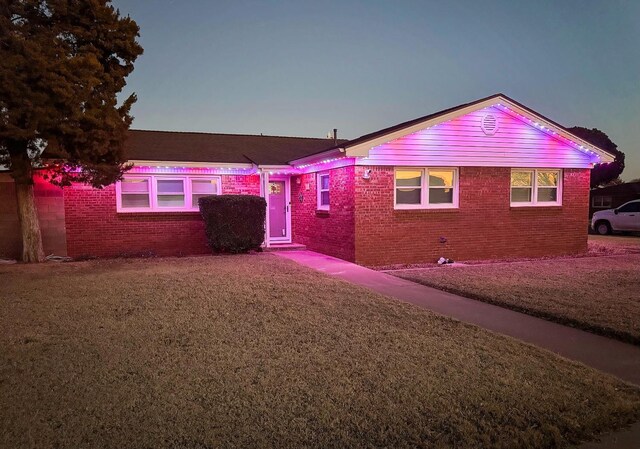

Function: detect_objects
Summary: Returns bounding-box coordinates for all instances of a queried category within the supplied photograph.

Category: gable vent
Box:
[481,114,498,135]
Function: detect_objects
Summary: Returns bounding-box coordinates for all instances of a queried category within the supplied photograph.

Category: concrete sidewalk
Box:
[277,250,640,386]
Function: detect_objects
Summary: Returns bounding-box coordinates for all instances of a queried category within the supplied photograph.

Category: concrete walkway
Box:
[277,250,640,385]
[278,250,640,448]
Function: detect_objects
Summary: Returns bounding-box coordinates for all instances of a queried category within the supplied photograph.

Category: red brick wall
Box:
[354,166,590,266]
[64,174,260,258]
[291,166,356,261]
[60,165,591,263]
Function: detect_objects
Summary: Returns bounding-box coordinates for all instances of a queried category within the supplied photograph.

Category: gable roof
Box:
[291,93,616,165]
[38,94,615,169]
[124,130,346,165]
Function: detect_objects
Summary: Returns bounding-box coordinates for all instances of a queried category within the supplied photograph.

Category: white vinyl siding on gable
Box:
[395,168,458,209]
[363,107,593,169]
[116,175,221,212]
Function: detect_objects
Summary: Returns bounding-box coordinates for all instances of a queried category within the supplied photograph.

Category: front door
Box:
[268,180,290,242]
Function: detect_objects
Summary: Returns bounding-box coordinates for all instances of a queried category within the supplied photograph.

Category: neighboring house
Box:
[589,182,640,217]
[0,94,615,265]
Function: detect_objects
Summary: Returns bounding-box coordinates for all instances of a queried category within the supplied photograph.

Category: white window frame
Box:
[116,174,221,213]
[510,169,562,207]
[189,177,222,211]
[592,195,612,208]
[117,176,152,212]
[394,167,459,210]
[154,177,187,210]
[317,172,330,211]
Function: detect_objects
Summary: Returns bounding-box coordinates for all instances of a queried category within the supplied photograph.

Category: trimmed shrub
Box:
[199,195,266,253]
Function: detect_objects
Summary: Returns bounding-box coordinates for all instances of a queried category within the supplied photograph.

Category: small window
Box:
[395,168,458,209]
[511,169,561,206]
[317,173,330,210]
[592,195,612,208]
[156,179,185,208]
[191,178,220,208]
[120,178,151,209]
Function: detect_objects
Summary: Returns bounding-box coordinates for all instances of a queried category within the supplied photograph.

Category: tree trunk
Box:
[15,182,45,262]
[9,141,45,263]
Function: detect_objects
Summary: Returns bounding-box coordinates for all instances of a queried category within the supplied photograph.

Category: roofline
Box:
[288,94,505,165]
[129,128,339,142]
[129,160,255,169]
[348,93,507,150]
[496,96,614,162]
[288,147,346,167]
[290,93,616,165]
[590,181,640,191]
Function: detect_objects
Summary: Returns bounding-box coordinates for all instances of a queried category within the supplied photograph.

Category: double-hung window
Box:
[395,170,422,205]
[428,169,456,204]
[510,169,561,206]
[191,178,220,208]
[119,177,151,209]
[117,175,221,212]
[317,172,330,210]
[156,178,186,208]
[395,168,458,209]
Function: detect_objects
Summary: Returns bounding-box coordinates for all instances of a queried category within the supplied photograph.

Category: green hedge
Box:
[198,195,266,253]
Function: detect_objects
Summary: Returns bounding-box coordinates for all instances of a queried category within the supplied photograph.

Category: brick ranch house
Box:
[1,94,614,266]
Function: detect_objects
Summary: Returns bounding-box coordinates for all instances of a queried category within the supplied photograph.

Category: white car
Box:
[591,199,640,234]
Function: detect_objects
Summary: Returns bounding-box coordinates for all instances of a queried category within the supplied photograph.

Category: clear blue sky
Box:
[115,0,640,180]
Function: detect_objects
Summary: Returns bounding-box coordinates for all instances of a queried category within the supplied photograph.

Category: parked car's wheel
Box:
[595,220,612,235]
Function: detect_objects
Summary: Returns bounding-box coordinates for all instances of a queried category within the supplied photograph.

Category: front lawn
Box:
[589,234,640,254]
[1,255,639,448]
[391,253,640,344]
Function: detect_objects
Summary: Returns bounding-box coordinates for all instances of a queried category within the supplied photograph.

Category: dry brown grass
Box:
[588,235,640,256]
[376,235,640,271]
[1,255,639,449]
[392,253,640,344]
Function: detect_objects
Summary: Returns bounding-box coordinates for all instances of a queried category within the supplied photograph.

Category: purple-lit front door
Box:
[268,181,288,240]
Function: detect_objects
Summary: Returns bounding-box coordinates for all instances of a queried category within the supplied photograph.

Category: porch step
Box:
[266,243,307,252]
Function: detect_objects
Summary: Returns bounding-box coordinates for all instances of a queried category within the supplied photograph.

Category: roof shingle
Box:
[124,130,346,165]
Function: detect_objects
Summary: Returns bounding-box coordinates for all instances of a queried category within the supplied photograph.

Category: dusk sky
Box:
[115,0,640,179]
